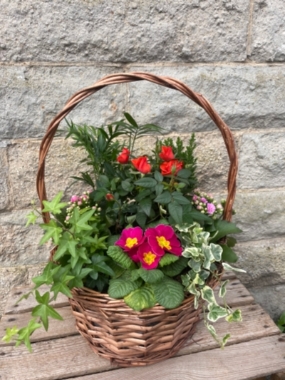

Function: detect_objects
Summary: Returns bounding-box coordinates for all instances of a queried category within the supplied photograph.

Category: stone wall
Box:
[1,0,285,320]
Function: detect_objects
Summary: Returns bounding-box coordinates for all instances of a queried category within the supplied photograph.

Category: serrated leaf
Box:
[151,277,184,309]
[124,286,156,311]
[154,191,172,204]
[168,202,183,224]
[135,177,157,188]
[158,253,179,267]
[139,197,152,217]
[161,256,188,277]
[138,268,164,284]
[107,246,133,269]
[108,278,139,299]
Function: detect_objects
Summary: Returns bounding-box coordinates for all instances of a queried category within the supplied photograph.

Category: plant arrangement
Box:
[3,113,244,352]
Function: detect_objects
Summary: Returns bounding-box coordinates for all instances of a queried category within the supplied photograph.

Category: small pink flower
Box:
[200,197,207,204]
[145,224,182,256]
[137,241,160,270]
[115,227,145,252]
[192,195,198,201]
[70,195,79,203]
[207,203,216,215]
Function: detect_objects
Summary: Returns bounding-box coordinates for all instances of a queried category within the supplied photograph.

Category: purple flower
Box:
[200,197,207,204]
[207,203,216,215]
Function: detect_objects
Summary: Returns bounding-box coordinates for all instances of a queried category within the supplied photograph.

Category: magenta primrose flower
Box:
[137,241,160,270]
[115,227,145,251]
[145,225,182,257]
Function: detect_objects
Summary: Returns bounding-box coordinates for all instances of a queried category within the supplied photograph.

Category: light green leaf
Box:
[151,277,184,309]
[201,286,217,305]
[208,304,229,322]
[108,278,139,299]
[26,211,38,227]
[42,191,67,215]
[219,280,229,298]
[223,263,246,273]
[209,243,223,261]
[225,309,242,322]
[182,247,201,258]
[107,246,133,269]
[158,253,179,267]
[188,259,201,273]
[124,286,156,311]
[138,268,164,284]
[39,220,63,245]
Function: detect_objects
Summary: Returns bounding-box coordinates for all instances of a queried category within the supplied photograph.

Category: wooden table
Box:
[1,274,285,380]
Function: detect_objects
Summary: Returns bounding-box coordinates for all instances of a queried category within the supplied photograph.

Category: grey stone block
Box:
[238,131,285,189]
[250,0,285,61]
[0,148,9,210]
[1,0,248,63]
[0,211,50,267]
[127,65,285,134]
[0,65,127,139]
[233,190,285,242]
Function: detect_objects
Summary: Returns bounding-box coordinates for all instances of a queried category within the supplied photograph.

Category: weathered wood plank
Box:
[0,307,77,346]
[65,335,285,380]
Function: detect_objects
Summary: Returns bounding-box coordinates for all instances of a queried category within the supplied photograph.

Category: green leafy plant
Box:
[277,311,285,333]
[2,113,244,351]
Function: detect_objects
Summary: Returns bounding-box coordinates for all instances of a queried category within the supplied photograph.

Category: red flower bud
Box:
[160,159,183,176]
[105,193,115,201]
[117,148,130,164]
[159,146,175,161]
[131,156,152,174]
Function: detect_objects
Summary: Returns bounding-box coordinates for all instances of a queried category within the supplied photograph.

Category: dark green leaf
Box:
[154,191,172,204]
[151,277,184,309]
[139,197,152,217]
[135,178,157,188]
[138,268,164,284]
[212,220,242,242]
[108,278,139,299]
[154,171,163,182]
[221,245,238,263]
[168,202,183,224]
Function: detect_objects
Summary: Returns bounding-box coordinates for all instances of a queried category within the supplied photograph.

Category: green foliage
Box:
[277,311,285,333]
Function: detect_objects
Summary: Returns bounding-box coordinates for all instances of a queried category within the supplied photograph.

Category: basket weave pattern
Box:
[37,72,238,367]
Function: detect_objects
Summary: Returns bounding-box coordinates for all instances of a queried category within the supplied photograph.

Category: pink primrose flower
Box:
[70,195,79,203]
[145,224,182,256]
[137,241,160,270]
[127,248,140,263]
[207,203,216,215]
[115,227,145,252]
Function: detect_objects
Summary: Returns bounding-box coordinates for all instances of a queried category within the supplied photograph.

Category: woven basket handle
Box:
[37,72,238,223]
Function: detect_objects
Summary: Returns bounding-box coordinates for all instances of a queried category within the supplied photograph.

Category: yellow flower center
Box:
[143,251,156,265]
[125,237,138,249]
[156,236,171,250]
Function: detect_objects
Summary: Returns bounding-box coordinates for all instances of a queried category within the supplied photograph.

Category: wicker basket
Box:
[36,72,238,367]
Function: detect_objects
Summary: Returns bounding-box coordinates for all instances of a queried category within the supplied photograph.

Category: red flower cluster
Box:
[115,225,182,270]
[116,145,183,176]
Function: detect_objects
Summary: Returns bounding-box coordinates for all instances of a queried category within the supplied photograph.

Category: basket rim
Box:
[36,71,238,223]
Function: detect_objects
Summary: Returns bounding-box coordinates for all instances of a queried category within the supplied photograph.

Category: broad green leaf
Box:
[172,192,190,205]
[108,278,139,299]
[222,245,238,263]
[121,179,133,192]
[107,246,133,269]
[139,197,152,217]
[151,277,184,309]
[208,304,228,322]
[138,268,164,284]
[223,263,246,273]
[201,286,217,305]
[136,212,147,228]
[158,253,179,267]
[154,191,172,204]
[226,236,237,248]
[154,171,163,182]
[225,309,242,323]
[168,202,183,224]
[219,280,229,298]
[176,169,192,179]
[155,183,164,196]
[134,177,157,188]
[212,220,242,242]
[124,286,156,311]
[161,256,188,277]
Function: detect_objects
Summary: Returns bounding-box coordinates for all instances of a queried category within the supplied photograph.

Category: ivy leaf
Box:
[208,304,228,322]
[151,277,184,309]
[201,286,217,305]
[107,246,133,269]
[26,211,38,227]
[209,243,223,261]
[219,280,229,298]
[15,319,42,352]
[108,278,140,299]
[42,191,67,215]
[2,326,19,343]
[138,268,164,284]
[124,286,156,311]
[223,263,246,273]
[39,220,63,245]
[71,208,94,232]
[225,309,242,323]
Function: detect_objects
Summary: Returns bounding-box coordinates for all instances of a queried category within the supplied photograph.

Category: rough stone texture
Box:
[250,0,285,61]
[0,211,50,267]
[0,65,127,139]
[247,284,285,321]
[233,190,285,242]
[0,265,45,318]
[0,147,10,210]
[238,131,285,189]
[1,0,249,63]
[127,65,285,133]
